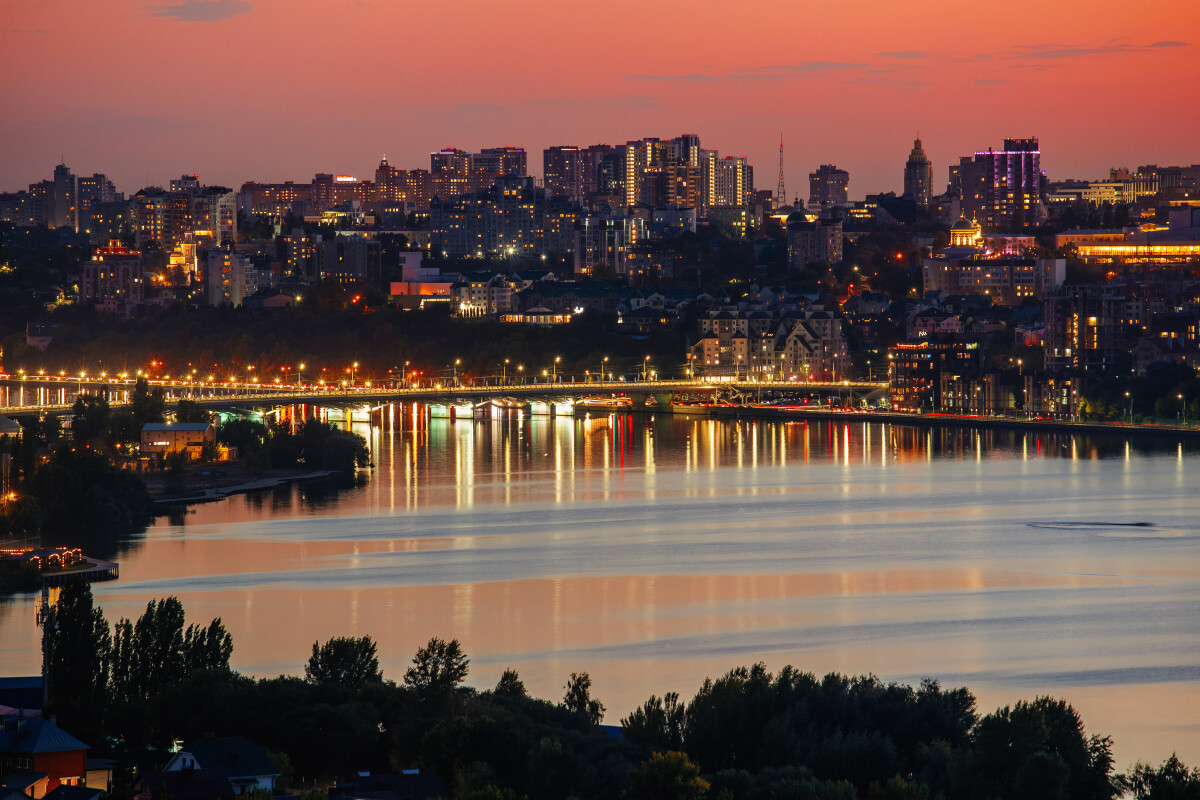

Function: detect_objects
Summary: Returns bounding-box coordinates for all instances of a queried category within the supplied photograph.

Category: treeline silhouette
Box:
[43,584,1200,800]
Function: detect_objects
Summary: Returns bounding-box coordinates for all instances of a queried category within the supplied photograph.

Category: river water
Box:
[2,407,1198,768]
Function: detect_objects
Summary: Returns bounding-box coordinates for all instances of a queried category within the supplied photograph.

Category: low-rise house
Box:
[1132,336,1200,376]
[329,770,446,800]
[164,736,277,796]
[0,714,90,799]
[140,423,215,459]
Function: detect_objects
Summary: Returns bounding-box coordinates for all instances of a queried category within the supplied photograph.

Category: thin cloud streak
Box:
[148,0,253,22]
[1013,40,1188,59]
[628,74,720,83]
[877,51,928,59]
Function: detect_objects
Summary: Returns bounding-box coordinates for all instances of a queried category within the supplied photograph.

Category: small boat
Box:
[574,396,634,413]
[491,396,530,411]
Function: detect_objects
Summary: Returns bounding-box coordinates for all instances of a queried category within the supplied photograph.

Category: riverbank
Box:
[147,464,337,506]
[680,405,1200,439]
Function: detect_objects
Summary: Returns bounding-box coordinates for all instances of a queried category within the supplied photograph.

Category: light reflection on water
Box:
[1,406,1198,767]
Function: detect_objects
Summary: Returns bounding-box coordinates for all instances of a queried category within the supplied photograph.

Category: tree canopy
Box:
[305,635,382,691]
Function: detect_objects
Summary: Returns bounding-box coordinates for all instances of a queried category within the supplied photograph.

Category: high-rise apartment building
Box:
[82,242,144,314]
[787,211,843,268]
[1044,283,1125,373]
[22,164,118,232]
[960,138,1043,232]
[431,147,472,175]
[374,157,407,203]
[543,146,583,198]
[580,145,614,196]
[475,146,527,177]
[707,155,753,207]
[903,138,933,207]
[133,178,236,249]
[809,165,849,207]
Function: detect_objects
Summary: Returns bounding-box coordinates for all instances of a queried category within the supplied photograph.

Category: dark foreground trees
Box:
[306,635,382,691]
[46,584,231,745]
[46,592,1196,800]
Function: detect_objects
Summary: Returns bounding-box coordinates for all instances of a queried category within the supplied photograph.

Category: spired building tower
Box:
[903,137,933,207]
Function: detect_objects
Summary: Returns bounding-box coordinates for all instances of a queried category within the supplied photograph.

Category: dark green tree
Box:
[621,692,685,751]
[132,597,188,696]
[1118,754,1200,800]
[561,671,605,724]
[183,618,234,673]
[108,617,136,699]
[403,637,469,700]
[175,399,212,423]
[970,696,1115,800]
[71,394,111,444]
[305,635,382,691]
[623,751,709,800]
[129,376,167,427]
[47,582,111,738]
[493,668,527,698]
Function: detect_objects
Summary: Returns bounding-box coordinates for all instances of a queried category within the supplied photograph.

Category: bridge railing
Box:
[0,377,888,415]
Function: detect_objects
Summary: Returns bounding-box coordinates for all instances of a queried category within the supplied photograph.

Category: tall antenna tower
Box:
[775,134,786,208]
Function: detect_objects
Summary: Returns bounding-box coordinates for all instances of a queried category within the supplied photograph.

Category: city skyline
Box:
[2,0,1198,198]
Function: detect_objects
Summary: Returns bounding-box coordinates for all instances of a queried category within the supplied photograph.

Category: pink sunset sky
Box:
[2,0,1198,200]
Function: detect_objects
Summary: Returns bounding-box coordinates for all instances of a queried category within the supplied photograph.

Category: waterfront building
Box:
[140,422,216,459]
[1043,284,1126,373]
[887,338,984,412]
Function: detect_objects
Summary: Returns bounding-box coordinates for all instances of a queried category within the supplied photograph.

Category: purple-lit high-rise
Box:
[962,137,1043,231]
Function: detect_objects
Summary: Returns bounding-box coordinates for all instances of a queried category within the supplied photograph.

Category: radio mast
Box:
[776,134,786,208]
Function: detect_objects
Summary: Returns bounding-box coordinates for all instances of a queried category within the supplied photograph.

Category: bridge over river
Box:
[0,373,887,417]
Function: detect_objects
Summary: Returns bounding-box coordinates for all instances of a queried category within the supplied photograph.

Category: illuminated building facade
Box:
[207,250,253,306]
[887,338,984,412]
[808,164,849,207]
[960,138,1044,232]
[373,157,407,204]
[707,155,753,208]
[82,241,144,314]
[317,235,382,288]
[1044,284,1125,373]
[903,137,933,207]
[431,147,472,175]
[474,146,527,177]
[580,144,615,196]
[786,211,843,268]
[543,146,583,198]
[238,181,313,218]
[430,176,544,257]
[922,255,1066,305]
[574,211,645,276]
